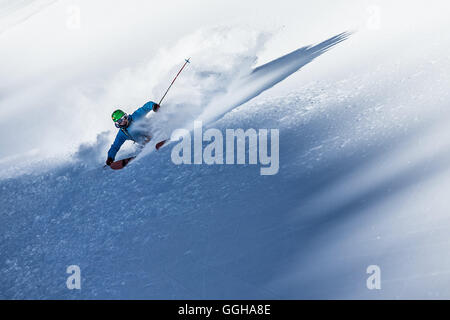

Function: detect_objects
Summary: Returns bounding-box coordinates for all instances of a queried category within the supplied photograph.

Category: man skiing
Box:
[105,100,161,166]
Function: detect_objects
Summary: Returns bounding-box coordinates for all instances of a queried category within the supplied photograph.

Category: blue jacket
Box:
[107,101,156,160]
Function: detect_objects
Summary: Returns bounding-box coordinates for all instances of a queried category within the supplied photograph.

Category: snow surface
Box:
[0,0,56,35]
[2,1,450,299]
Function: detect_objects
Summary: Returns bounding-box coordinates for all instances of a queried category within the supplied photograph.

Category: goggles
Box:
[114,114,129,128]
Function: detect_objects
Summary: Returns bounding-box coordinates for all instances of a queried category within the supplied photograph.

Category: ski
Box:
[109,156,136,170]
[155,139,168,150]
[108,140,168,170]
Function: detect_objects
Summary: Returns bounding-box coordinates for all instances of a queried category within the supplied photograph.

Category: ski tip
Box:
[185,58,191,63]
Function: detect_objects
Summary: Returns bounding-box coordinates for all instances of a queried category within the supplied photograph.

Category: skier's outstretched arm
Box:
[133,101,160,120]
[142,100,160,112]
[106,131,127,165]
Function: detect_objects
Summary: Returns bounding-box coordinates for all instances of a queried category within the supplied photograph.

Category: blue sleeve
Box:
[107,130,127,160]
[132,101,155,121]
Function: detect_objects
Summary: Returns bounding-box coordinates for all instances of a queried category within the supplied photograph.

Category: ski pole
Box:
[158,58,190,106]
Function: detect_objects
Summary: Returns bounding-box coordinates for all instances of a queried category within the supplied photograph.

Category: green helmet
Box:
[111,109,126,122]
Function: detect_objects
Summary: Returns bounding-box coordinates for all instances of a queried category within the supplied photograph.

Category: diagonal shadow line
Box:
[251,31,352,77]
[204,31,352,126]
[242,31,352,102]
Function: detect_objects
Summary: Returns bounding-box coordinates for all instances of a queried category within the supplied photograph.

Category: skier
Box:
[105,101,161,166]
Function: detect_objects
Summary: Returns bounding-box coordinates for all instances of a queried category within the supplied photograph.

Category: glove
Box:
[106,157,114,166]
[153,103,160,112]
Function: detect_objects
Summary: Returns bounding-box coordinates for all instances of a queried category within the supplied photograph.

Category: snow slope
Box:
[2,1,450,299]
[0,0,56,35]
[0,31,353,299]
